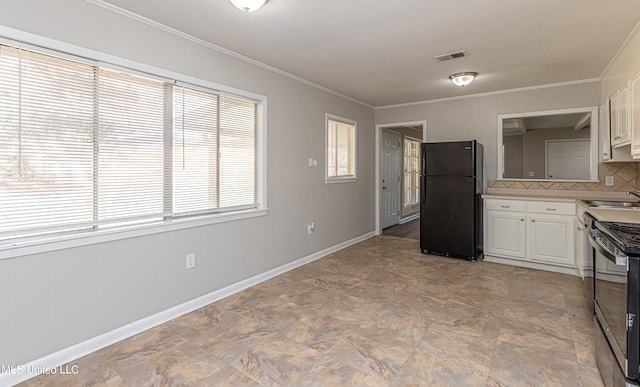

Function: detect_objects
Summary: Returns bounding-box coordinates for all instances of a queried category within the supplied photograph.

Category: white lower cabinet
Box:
[486,211,526,258]
[484,198,576,274]
[527,213,574,266]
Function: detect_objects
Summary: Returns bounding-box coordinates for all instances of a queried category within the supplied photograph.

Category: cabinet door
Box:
[619,86,630,143]
[610,91,620,145]
[486,210,526,259]
[528,214,575,266]
[601,103,612,161]
[632,71,640,158]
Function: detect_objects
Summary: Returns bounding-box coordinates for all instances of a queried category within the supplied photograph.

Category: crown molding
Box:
[375,78,601,110]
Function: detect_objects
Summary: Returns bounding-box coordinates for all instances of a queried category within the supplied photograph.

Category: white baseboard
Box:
[484,255,580,277]
[1,231,375,386]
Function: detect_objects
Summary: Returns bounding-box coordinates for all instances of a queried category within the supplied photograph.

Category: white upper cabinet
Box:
[631,70,640,159]
[601,103,612,162]
[611,85,630,147]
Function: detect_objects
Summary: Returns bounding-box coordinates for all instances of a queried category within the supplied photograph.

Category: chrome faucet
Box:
[627,191,640,200]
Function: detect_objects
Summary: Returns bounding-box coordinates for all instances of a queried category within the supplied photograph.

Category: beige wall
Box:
[503,135,524,178]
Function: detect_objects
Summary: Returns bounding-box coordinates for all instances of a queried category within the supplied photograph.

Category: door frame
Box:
[375,120,427,235]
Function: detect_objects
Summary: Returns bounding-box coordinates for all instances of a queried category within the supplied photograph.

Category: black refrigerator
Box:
[420,140,483,260]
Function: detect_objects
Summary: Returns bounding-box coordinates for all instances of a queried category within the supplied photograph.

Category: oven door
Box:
[591,227,640,380]
[584,213,595,309]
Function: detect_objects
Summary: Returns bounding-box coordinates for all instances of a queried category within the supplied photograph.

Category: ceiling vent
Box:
[434,50,468,62]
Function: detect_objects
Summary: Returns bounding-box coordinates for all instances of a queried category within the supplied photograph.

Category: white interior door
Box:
[546,139,590,180]
[381,130,401,229]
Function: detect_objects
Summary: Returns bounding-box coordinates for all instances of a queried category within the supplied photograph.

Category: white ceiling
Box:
[98,0,640,107]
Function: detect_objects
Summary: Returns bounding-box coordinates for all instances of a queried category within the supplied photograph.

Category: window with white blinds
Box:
[0,43,258,241]
[326,114,357,182]
[403,137,421,216]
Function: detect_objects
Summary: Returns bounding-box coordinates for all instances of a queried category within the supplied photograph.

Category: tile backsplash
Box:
[487,162,639,192]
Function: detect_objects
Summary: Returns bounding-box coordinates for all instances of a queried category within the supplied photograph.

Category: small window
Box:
[326,114,357,183]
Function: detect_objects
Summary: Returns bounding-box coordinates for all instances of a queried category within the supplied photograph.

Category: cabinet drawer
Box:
[527,201,575,216]
[485,199,526,212]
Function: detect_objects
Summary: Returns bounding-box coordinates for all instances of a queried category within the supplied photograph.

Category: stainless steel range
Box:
[589,218,640,386]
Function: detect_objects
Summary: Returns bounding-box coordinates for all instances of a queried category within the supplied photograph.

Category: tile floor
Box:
[21,235,603,386]
[382,219,420,240]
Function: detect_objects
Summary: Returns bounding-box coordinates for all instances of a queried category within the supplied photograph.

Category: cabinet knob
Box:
[531,219,536,223]
[520,218,524,222]
[501,205,510,208]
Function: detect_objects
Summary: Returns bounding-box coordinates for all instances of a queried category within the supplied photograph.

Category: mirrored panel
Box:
[498,107,598,181]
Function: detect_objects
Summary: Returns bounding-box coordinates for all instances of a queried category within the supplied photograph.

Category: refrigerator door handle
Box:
[422,180,427,205]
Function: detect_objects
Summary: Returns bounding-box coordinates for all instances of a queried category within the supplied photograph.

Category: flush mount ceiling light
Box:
[229,0,268,12]
[449,72,478,87]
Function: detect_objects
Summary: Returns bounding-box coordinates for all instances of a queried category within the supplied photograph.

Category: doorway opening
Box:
[375,121,426,236]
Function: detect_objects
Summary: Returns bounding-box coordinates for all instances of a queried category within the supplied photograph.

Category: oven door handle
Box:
[589,229,629,269]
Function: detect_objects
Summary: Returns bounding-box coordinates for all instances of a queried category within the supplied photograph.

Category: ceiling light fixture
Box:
[449,72,478,87]
[229,0,268,12]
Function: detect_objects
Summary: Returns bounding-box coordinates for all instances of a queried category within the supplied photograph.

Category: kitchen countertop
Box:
[577,200,640,223]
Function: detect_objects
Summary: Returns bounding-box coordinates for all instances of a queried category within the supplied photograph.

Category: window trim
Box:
[325,113,358,184]
[0,27,268,259]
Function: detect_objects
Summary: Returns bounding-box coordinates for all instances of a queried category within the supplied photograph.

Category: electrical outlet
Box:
[307,221,315,235]
[605,175,614,186]
[186,253,196,269]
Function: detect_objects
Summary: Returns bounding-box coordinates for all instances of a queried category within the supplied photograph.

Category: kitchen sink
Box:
[582,199,640,208]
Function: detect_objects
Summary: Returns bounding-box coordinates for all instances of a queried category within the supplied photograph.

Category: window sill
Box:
[0,208,268,260]
[325,177,359,184]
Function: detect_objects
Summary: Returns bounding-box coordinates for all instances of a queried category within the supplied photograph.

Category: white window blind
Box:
[0,42,259,241]
[327,116,356,179]
[172,87,256,216]
[218,95,256,208]
[0,46,95,237]
[97,68,166,225]
[173,86,219,215]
